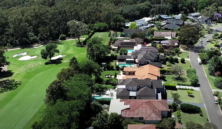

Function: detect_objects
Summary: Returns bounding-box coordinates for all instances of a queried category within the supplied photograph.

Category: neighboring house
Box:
[173,14,182,20]
[122,64,160,80]
[109,99,169,124]
[156,15,172,20]
[154,31,176,39]
[123,29,148,37]
[117,46,164,67]
[160,40,179,49]
[125,19,148,27]
[114,38,143,49]
[198,16,211,24]
[188,12,200,17]
[128,124,156,129]
[163,19,184,30]
[116,78,165,99]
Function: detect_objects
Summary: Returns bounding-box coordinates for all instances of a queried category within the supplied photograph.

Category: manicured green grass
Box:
[164,61,191,84]
[92,32,110,45]
[100,70,120,79]
[166,90,203,103]
[0,40,87,129]
[203,64,218,89]
[181,108,208,125]
[173,108,208,126]
[205,43,214,49]
[178,52,190,59]
[81,35,88,38]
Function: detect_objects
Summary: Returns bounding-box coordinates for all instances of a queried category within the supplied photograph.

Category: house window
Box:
[139,117,143,120]
[131,117,134,120]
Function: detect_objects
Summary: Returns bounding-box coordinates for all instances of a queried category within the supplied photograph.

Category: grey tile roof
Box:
[149,62,162,68]
[119,78,152,86]
[152,80,163,88]
[136,87,156,97]
[117,55,132,60]
[123,29,148,34]
[167,19,184,26]
[163,24,180,30]
[117,88,129,97]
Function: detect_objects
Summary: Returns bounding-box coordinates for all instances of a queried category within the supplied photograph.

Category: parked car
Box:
[197,57,202,64]
[214,96,218,104]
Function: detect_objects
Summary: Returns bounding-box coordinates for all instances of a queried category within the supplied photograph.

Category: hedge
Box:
[187,68,196,75]
[180,103,201,113]
[160,69,171,74]
[59,34,66,40]
[96,99,111,105]
[163,83,177,90]
[177,83,192,86]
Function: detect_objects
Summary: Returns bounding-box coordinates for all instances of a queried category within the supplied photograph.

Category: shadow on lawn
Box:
[0,70,14,79]
[172,77,187,82]
[0,79,21,94]
[45,58,63,65]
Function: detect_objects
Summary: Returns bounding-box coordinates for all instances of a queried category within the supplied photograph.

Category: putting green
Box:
[0,40,87,129]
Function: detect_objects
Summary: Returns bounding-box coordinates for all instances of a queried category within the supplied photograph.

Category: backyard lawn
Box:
[203,64,218,89]
[173,108,208,126]
[166,90,203,103]
[80,35,88,38]
[92,32,110,45]
[100,70,120,79]
[164,61,191,85]
[0,40,87,129]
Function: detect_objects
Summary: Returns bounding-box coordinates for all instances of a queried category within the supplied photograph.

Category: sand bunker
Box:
[51,55,65,60]
[13,52,27,57]
[19,56,37,60]
[33,45,44,49]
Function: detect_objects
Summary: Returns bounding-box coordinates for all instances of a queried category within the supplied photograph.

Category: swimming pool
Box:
[127,50,134,53]
[93,96,113,100]
[118,64,134,67]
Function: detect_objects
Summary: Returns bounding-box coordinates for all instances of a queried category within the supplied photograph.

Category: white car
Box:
[214,96,218,104]
[197,57,202,64]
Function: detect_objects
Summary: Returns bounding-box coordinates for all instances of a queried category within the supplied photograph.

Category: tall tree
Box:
[108,113,123,129]
[198,0,208,11]
[159,118,175,129]
[0,47,7,72]
[41,43,59,60]
[78,59,101,78]
[171,64,184,78]
[129,22,138,29]
[67,20,89,45]
[92,111,109,129]
[57,68,75,82]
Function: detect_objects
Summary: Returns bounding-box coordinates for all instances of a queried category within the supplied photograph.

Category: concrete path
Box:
[176,86,200,91]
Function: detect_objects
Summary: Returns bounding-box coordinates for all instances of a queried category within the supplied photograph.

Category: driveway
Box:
[190,52,222,128]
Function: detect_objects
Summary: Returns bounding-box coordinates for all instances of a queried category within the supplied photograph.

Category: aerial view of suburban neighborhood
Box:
[1,0,222,129]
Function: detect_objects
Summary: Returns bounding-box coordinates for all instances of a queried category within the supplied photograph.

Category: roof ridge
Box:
[144,101,161,120]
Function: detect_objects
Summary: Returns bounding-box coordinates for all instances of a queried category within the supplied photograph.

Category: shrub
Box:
[199,112,203,116]
[187,90,193,96]
[105,78,117,86]
[166,62,172,66]
[172,103,178,111]
[169,56,174,63]
[165,57,169,61]
[160,69,171,74]
[214,91,219,96]
[174,57,178,63]
[91,100,103,114]
[152,37,168,40]
[180,103,201,113]
[177,110,181,117]
[115,65,120,70]
[59,34,66,40]
[160,75,166,80]
[96,99,111,105]
[181,58,185,63]
[189,73,199,86]
[163,83,177,90]
[216,71,221,77]
[213,33,219,39]
[214,77,222,89]
[187,68,196,75]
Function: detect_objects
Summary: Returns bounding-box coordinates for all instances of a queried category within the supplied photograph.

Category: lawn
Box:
[166,90,203,103]
[178,52,189,59]
[92,32,110,45]
[173,108,208,126]
[203,64,218,89]
[205,42,214,49]
[81,35,88,38]
[0,40,87,129]
[100,70,120,79]
[164,61,191,85]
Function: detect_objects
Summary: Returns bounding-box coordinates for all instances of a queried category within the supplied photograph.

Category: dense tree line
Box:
[2,0,219,47]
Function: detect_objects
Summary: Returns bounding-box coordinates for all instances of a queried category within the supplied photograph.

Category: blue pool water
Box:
[118,64,134,67]
[93,96,112,100]
[127,50,134,53]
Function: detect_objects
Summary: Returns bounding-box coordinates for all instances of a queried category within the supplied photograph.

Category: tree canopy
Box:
[129,22,138,29]
[178,25,200,45]
[41,43,59,60]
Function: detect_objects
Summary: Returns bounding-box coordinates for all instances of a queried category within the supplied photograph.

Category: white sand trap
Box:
[51,55,65,60]
[13,52,27,57]
[19,56,37,60]
[33,45,44,49]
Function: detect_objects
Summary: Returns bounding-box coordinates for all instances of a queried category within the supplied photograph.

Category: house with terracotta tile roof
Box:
[122,64,160,80]
[109,99,169,124]
[128,124,156,129]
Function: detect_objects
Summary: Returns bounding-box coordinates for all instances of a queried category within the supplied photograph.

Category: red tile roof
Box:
[120,100,169,121]
[128,124,156,129]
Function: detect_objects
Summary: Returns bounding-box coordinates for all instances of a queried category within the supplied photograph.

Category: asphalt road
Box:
[190,52,222,128]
